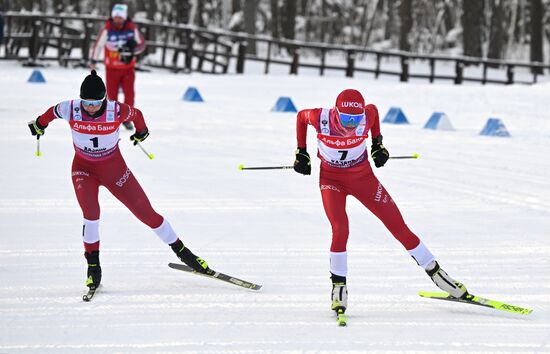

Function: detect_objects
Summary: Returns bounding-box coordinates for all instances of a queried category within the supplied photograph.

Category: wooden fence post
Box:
[429,58,435,83]
[482,62,488,85]
[162,28,170,68]
[28,17,40,65]
[81,21,93,67]
[5,15,12,57]
[532,65,539,84]
[211,34,219,73]
[185,31,194,72]
[454,60,464,84]
[506,65,514,84]
[236,40,247,74]
[375,53,381,78]
[400,55,409,82]
[290,48,299,75]
[264,41,272,74]
[57,18,66,66]
[346,50,355,77]
[171,28,180,72]
[320,48,326,76]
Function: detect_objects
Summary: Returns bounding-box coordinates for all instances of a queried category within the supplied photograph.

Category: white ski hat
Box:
[111,4,128,19]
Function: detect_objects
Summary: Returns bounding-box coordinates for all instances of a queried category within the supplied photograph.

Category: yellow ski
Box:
[419,291,532,315]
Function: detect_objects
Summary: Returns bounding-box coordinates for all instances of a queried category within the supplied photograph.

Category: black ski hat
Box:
[80,70,106,99]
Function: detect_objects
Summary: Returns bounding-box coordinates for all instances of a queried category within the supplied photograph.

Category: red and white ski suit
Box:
[90,19,146,106]
[37,100,178,252]
[296,105,434,276]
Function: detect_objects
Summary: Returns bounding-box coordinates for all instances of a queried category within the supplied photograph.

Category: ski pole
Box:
[238,153,419,170]
[238,164,294,171]
[36,135,42,157]
[390,153,420,160]
[135,141,155,160]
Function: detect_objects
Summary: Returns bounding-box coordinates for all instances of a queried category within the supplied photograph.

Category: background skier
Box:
[90,3,146,130]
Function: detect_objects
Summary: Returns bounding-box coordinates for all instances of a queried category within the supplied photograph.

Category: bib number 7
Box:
[338,150,348,160]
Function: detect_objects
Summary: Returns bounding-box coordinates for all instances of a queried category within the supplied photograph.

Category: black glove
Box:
[371,135,389,168]
[28,118,46,137]
[119,39,136,64]
[130,128,149,145]
[293,147,311,175]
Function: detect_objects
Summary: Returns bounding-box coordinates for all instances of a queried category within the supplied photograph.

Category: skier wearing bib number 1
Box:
[27,70,210,294]
[293,89,468,317]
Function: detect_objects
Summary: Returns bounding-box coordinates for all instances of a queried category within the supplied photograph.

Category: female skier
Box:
[292,89,468,316]
[28,70,209,292]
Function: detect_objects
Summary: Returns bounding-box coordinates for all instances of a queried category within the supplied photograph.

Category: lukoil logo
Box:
[341,101,363,109]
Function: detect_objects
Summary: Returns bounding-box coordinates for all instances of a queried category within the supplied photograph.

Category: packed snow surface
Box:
[1,62,549,353]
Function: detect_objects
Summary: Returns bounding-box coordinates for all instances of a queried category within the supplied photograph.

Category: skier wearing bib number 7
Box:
[27,70,210,295]
[293,89,468,317]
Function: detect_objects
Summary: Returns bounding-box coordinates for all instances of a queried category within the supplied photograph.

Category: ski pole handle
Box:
[389,153,420,160]
[136,141,155,160]
[238,164,294,171]
[35,135,42,157]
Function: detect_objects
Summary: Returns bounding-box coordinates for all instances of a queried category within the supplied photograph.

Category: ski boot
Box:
[170,239,210,274]
[426,260,468,298]
[85,250,102,289]
[330,273,348,313]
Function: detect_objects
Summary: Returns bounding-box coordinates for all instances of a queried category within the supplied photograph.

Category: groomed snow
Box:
[1,62,549,353]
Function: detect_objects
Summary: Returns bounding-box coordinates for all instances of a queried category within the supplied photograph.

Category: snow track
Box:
[1,64,549,353]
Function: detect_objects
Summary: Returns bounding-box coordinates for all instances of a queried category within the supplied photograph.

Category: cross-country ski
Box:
[419,291,533,315]
[168,263,262,290]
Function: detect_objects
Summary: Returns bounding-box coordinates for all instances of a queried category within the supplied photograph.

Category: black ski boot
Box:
[170,240,210,274]
[85,251,102,289]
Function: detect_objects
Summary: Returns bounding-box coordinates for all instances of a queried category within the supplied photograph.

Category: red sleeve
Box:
[296,108,321,148]
[118,103,147,132]
[37,106,58,127]
[366,104,381,139]
[125,21,135,30]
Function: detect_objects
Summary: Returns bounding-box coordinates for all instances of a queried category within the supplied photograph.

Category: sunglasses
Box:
[81,98,105,107]
[336,108,365,128]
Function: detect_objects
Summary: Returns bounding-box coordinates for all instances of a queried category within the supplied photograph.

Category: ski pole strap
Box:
[238,164,294,170]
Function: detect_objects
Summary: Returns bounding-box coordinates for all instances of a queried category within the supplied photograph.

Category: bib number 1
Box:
[90,137,99,148]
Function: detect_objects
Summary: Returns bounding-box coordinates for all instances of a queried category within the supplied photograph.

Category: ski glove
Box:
[293,147,311,175]
[130,128,149,145]
[28,118,46,136]
[371,135,389,168]
[119,39,136,64]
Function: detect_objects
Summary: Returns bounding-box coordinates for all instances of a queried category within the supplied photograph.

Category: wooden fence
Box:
[2,12,550,85]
